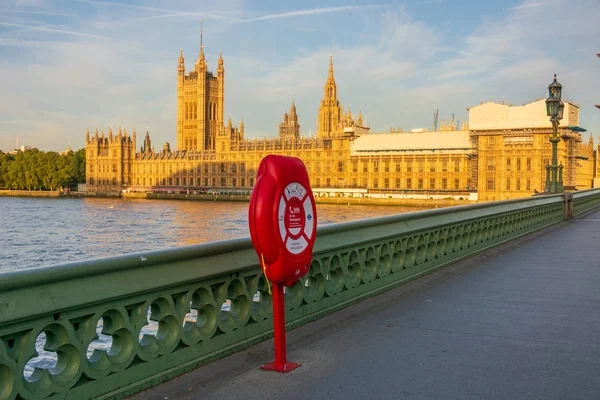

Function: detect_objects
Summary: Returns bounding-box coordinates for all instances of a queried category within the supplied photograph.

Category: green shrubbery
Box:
[0,148,85,190]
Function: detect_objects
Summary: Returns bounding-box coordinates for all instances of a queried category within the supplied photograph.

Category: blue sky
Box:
[0,0,598,152]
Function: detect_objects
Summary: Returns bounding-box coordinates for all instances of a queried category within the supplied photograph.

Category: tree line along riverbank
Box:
[0,148,85,191]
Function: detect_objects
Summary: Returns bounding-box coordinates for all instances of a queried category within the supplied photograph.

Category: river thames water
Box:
[0,197,426,273]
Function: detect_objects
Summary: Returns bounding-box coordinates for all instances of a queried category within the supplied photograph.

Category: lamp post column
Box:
[550,119,560,193]
[545,73,564,194]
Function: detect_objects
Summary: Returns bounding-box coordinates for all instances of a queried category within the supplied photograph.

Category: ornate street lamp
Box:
[544,74,564,193]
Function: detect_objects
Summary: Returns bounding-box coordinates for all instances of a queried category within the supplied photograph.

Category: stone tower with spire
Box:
[177,23,225,152]
[317,56,342,139]
[84,126,136,193]
[279,101,300,140]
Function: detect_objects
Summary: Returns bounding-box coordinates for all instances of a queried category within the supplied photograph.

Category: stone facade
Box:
[85,35,597,200]
[470,100,595,201]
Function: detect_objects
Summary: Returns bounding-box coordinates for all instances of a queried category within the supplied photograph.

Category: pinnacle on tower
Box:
[198,22,205,65]
[328,55,334,79]
[200,20,204,53]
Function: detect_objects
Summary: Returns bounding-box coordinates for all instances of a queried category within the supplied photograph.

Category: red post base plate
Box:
[260,361,301,373]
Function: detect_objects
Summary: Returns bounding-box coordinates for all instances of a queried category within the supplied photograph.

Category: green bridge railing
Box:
[1,189,599,399]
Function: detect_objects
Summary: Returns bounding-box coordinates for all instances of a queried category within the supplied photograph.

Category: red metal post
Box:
[260,283,300,373]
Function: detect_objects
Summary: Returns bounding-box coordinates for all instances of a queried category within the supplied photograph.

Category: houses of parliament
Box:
[85,35,598,202]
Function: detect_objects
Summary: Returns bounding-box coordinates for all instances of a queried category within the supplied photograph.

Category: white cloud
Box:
[249,5,381,21]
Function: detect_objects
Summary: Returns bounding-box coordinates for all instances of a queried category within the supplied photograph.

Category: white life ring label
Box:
[278,182,313,255]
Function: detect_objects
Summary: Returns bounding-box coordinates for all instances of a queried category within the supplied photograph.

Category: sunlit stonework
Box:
[85,33,597,201]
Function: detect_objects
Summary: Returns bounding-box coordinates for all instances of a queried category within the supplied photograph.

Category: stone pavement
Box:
[133,208,600,400]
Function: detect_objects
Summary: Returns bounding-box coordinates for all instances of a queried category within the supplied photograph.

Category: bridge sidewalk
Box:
[133,208,600,400]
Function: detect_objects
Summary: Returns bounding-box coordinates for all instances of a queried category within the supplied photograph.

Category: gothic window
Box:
[418,179,423,189]
[185,103,188,120]
[487,179,495,190]
[194,103,197,119]
[516,178,521,190]
[454,159,460,172]
[506,178,511,190]
[232,178,237,187]
[338,161,344,173]
[407,178,412,189]
[395,178,400,188]
[241,178,246,187]
[506,158,511,171]
[527,158,532,172]
[516,158,521,172]
[418,161,424,173]
[220,178,226,186]
[442,178,447,189]
[373,161,379,173]
[384,178,389,188]
[429,178,435,189]
[395,163,401,173]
